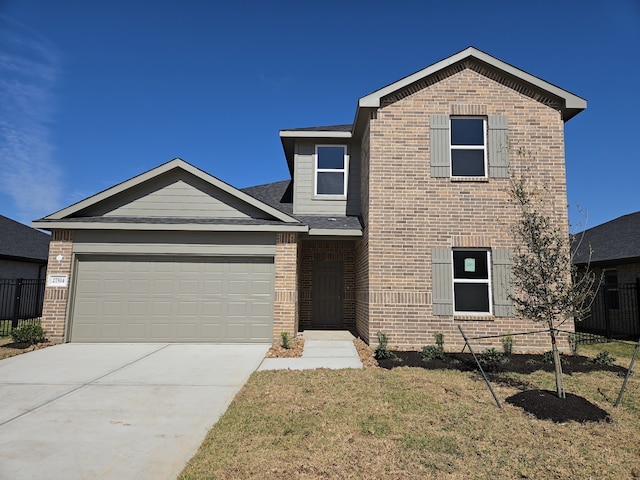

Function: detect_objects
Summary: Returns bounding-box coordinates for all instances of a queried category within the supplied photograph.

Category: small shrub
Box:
[421,345,445,362]
[374,331,392,360]
[434,332,445,351]
[11,324,47,345]
[542,350,567,365]
[593,351,616,366]
[280,331,292,349]
[542,350,555,364]
[501,332,514,356]
[477,348,507,367]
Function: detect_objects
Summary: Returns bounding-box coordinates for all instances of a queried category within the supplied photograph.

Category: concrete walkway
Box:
[258,330,363,371]
[0,343,269,480]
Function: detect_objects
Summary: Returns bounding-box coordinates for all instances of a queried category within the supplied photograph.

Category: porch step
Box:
[257,334,362,371]
[302,330,356,341]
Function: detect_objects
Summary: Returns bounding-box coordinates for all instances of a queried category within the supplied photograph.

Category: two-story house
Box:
[34,47,586,350]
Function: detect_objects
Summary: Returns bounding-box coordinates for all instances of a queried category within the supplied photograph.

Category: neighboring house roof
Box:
[242,180,363,235]
[573,211,640,265]
[33,159,306,233]
[0,215,50,263]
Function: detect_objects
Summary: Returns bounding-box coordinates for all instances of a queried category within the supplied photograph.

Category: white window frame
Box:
[314,145,348,197]
[452,249,493,315]
[450,116,487,178]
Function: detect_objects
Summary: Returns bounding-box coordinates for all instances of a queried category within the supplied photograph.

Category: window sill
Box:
[454,314,495,322]
[312,195,347,201]
[450,176,489,183]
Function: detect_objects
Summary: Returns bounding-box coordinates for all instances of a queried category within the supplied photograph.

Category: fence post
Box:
[603,284,611,340]
[11,278,23,329]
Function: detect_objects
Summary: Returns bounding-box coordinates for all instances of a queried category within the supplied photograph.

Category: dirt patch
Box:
[506,390,611,423]
[353,338,378,368]
[0,340,55,360]
[265,337,304,358]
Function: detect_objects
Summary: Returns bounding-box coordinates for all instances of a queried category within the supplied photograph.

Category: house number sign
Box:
[47,274,68,287]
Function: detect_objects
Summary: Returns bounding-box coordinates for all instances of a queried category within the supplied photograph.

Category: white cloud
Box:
[0,15,63,223]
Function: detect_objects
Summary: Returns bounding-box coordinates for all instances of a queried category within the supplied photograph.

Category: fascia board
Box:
[180,162,300,223]
[42,158,299,224]
[31,221,309,233]
[308,228,363,237]
[358,47,586,111]
[279,131,352,139]
[44,158,186,220]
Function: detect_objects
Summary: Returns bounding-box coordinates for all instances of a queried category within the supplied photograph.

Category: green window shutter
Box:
[492,248,514,317]
[488,115,509,178]
[430,114,450,178]
[432,248,453,315]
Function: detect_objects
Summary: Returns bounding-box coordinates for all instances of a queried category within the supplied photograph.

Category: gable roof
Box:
[0,215,50,263]
[573,211,640,265]
[33,158,305,232]
[358,46,586,120]
[280,47,587,167]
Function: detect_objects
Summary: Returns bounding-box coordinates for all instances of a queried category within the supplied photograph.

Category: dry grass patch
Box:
[180,358,640,479]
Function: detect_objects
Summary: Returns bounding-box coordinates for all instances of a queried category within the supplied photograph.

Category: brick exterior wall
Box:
[274,233,299,339]
[299,240,355,332]
[40,230,73,342]
[355,123,371,342]
[361,63,573,352]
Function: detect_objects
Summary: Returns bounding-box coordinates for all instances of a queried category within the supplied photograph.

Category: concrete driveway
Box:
[0,343,269,480]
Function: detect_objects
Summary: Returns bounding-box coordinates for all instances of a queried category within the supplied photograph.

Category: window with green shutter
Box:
[430,114,509,179]
[431,247,514,317]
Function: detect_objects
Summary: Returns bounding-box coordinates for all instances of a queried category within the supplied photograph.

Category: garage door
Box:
[70,257,274,343]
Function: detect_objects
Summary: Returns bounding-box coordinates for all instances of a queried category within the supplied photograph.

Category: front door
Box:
[312,260,343,327]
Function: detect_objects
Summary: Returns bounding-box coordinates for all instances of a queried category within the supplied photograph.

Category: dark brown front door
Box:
[312,260,343,327]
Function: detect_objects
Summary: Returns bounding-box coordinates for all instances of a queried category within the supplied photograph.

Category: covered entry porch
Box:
[298,239,357,333]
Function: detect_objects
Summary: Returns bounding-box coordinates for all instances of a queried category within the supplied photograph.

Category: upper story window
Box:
[452,249,492,314]
[450,117,487,177]
[315,145,348,196]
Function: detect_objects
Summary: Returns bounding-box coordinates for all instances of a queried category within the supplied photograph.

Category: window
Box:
[315,145,347,196]
[450,117,487,177]
[452,250,491,314]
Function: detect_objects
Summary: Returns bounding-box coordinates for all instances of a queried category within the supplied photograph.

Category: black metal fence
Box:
[0,279,46,336]
[576,280,640,341]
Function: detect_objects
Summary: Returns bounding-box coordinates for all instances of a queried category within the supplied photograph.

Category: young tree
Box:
[509,158,596,398]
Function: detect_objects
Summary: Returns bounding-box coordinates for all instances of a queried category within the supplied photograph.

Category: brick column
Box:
[41,230,73,342]
[274,233,298,339]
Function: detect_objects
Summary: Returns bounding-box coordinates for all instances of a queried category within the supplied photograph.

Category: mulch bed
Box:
[505,390,611,423]
[377,351,626,423]
[376,351,627,375]
[265,337,305,358]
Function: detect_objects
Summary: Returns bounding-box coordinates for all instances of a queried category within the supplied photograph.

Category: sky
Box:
[0,0,638,233]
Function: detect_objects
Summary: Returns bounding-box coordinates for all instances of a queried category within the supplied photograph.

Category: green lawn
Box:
[179,340,640,479]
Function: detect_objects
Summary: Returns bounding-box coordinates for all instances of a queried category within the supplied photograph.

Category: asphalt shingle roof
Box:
[241,181,362,232]
[0,215,50,262]
[573,211,640,265]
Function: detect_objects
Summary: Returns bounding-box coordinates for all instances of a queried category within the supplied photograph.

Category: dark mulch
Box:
[505,390,611,423]
[377,351,627,375]
[377,351,624,423]
[2,341,36,349]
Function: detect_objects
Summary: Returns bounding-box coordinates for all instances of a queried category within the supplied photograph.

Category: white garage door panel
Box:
[71,257,274,343]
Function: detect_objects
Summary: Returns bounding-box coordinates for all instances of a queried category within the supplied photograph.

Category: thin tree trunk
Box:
[549,325,566,399]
